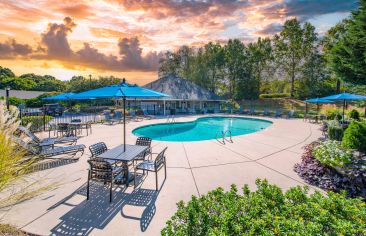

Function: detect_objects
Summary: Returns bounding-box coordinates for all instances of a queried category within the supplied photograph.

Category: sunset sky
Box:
[0,0,358,85]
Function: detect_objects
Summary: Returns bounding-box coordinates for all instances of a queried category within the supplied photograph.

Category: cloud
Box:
[41,17,76,58]
[0,39,32,58]
[0,17,160,72]
[261,0,358,21]
[256,22,283,35]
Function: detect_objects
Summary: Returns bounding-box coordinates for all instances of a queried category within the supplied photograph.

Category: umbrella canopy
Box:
[72,82,168,100]
[322,92,366,101]
[304,98,333,116]
[42,92,75,101]
[320,92,366,122]
[304,98,333,103]
[72,80,169,152]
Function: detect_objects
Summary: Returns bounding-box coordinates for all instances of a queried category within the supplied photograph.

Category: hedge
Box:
[162,179,366,236]
[259,93,290,99]
[21,116,53,132]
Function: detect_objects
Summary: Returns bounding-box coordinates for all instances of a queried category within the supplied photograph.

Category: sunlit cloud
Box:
[0,0,357,83]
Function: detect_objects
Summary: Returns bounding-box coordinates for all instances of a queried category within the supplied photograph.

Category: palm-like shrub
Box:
[162,179,366,236]
[0,100,32,192]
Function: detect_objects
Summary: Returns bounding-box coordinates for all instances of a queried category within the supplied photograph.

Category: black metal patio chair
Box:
[89,142,119,166]
[87,158,126,202]
[133,137,152,165]
[134,147,168,191]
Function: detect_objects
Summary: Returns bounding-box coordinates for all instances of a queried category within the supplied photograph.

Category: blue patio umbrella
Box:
[304,98,333,115]
[321,92,366,121]
[42,92,75,101]
[73,79,169,151]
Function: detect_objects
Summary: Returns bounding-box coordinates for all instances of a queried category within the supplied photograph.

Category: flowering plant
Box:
[313,140,352,168]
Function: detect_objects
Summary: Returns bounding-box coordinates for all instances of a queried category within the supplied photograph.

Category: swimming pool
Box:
[132,116,272,142]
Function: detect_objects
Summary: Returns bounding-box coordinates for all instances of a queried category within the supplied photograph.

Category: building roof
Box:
[144,75,224,101]
[0,89,45,100]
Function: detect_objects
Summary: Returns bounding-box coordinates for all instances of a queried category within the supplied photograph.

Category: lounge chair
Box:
[136,110,154,120]
[263,109,270,116]
[18,126,78,147]
[248,108,256,116]
[87,158,126,202]
[275,109,283,118]
[133,137,152,165]
[14,136,85,158]
[287,110,295,119]
[104,112,118,125]
[134,147,167,190]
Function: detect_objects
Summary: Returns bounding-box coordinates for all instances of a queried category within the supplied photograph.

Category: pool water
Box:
[132,116,272,142]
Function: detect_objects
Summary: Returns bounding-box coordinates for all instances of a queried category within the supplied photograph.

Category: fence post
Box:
[43,105,46,131]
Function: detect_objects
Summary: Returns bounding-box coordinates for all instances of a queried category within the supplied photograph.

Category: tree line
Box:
[159,1,366,100]
[0,0,365,101]
[0,67,123,93]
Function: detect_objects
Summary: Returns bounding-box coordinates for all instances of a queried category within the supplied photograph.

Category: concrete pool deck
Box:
[0,115,323,235]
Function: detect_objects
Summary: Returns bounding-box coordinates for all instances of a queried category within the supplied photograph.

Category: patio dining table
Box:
[97,144,148,187]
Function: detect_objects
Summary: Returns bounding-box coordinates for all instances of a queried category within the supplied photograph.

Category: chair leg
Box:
[134,168,136,189]
[155,171,158,191]
[110,178,113,203]
[87,171,90,200]
[164,164,167,179]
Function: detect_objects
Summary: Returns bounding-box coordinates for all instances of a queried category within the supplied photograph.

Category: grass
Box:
[0,224,26,235]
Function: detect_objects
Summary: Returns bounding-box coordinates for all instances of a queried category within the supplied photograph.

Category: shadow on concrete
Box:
[49,176,164,235]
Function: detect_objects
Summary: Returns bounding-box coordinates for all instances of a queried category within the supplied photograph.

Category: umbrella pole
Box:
[123,97,126,152]
[342,99,346,123]
[305,102,307,120]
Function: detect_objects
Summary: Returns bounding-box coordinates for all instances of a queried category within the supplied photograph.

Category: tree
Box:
[204,43,225,93]
[0,66,15,80]
[273,19,317,97]
[324,0,366,85]
[224,39,246,99]
[0,77,36,90]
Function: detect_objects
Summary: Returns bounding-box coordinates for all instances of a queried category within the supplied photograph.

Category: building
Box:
[0,89,45,100]
[143,75,225,115]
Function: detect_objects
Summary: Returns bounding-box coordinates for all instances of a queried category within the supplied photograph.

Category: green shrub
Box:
[259,93,290,98]
[21,116,52,132]
[349,109,360,121]
[324,107,342,120]
[313,140,353,168]
[162,179,366,236]
[327,121,344,141]
[342,121,366,153]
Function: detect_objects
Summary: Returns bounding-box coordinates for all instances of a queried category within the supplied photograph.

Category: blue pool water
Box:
[132,116,272,142]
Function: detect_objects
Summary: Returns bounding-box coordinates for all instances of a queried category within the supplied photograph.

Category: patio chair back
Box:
[17,126,41,143]
[13,136,40,155]
[115,111,122,120]
[89,142,108,158]
[71,119,81,122]
[154,147,168,170]
[104,112,112,120]
[87,158,113,182]
[57,123,69,131]
[136,137,152,147]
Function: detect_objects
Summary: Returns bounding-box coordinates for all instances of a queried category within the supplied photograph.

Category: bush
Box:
[349,109,360,120]
[313,140,353,168]
[162,179,366,236]
[323,107,342,120]
[259,93,290,98]
[342,121,366,153]
[295,142,366,199]
[327,121,344,141]
[21,116,53,132]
